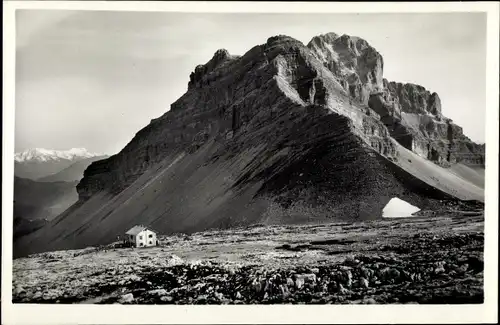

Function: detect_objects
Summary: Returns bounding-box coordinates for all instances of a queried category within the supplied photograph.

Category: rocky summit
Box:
[15,33,485,257]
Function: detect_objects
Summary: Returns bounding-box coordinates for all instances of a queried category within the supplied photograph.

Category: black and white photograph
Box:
[2,1,499,324]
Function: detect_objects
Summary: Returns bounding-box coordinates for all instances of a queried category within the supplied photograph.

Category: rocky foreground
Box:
[13,212,483,304]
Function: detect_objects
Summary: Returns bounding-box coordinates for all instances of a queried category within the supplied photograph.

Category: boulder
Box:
[118,293,134,304]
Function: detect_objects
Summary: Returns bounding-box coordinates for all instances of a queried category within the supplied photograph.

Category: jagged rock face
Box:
[368,80,484,166]
[15,34,484,257]
[385,81,442,117]
[78,35,395,201]
[304,33,483,167]
[78,34,483,203]
[308,33,384,105]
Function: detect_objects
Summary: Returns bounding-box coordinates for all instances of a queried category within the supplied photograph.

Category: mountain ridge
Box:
[14,33,484,257]
[14,148,105,180]
[15,148,103,162]
[38,155,109,182]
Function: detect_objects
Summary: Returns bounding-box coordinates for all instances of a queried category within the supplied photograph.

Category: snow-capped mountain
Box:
[14,148,105,180]
[14,148,102,163]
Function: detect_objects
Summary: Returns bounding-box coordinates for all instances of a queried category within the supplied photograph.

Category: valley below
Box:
[13,210,484,305]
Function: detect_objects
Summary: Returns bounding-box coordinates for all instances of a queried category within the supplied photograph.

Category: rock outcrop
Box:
[307,33,484,167]
[15,33,484,257]
[307,32,384,104]
[368,80,484,166]
[77,35,397,201]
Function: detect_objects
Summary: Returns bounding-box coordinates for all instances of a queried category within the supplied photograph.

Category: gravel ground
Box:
[12,212,484,304]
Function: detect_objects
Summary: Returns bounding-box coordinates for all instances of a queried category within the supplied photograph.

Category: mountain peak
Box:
[15,32,485,257]
[266,34,303,46]
[14,148,103,163]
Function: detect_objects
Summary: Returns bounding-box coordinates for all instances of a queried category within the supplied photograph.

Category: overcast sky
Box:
[15,10,486,155]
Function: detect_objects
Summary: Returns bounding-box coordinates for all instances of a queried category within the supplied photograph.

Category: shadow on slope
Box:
[13,112,483,258]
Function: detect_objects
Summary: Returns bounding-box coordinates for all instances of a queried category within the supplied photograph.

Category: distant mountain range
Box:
[14,148,107,180]
[14,147,102,162]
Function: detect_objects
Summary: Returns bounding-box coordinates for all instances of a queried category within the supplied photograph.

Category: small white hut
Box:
[125,225,158,248]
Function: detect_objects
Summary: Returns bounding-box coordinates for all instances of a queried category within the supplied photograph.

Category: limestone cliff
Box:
[369,80,484,166]
[307,33,484,166]
[15,33,484,257]
[77,35,397,201]
[307,33,384,104]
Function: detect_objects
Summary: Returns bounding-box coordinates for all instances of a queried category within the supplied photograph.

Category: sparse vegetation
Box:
[13,211,483,304]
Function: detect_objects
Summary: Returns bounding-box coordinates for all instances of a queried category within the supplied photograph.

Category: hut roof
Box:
[125,225,147,235]
[125,225,159,236]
